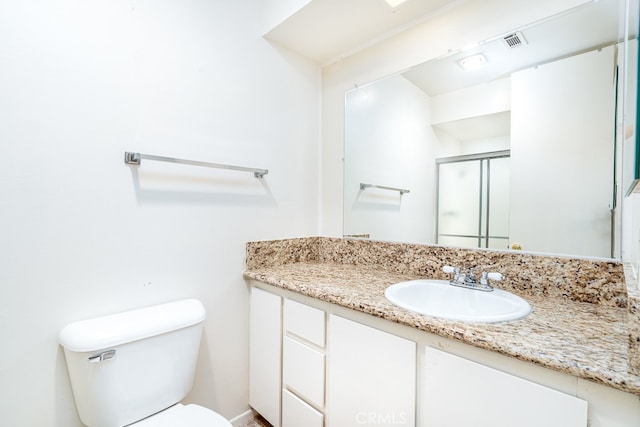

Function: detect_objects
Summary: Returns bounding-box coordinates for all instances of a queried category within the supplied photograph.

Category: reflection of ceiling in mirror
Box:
[402,0,621,96]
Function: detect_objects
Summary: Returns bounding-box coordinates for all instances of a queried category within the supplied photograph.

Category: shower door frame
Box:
[435,150,511,249]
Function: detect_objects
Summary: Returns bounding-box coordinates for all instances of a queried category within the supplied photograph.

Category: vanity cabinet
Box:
[249,284,600,427]
[423,346,588,427]
[327,314,416,427]
[249,286,416,427]
[249,287,282,427]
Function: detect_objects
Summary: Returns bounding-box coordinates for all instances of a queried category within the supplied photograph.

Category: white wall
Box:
[0,1,320,425]
[344,75,435,243]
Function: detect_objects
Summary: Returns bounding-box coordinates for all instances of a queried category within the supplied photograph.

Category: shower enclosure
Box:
[436,150,510,250]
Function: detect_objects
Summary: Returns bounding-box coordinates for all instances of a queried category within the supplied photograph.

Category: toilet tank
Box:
[59,299,206,427]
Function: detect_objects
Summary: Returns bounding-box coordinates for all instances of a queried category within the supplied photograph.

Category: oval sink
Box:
[385,279,531,323]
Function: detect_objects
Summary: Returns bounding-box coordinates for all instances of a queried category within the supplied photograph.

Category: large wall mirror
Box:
[344,0,639,259]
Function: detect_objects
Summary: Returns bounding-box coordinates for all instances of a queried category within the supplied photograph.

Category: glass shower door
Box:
[486,156,510,249]
[436,151,510,250]
[437,160,482,248]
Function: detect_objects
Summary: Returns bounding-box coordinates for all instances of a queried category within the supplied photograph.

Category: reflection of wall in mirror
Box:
[345,74,511,245]
[344,76,435,243]
[510,46,615,258]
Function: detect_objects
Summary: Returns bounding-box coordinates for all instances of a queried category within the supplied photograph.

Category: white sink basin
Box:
[385,279,531,323]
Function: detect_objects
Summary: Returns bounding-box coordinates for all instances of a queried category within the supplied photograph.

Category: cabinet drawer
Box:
[282,389,323,427]
[284,298,325,347]
[283,336,325,408]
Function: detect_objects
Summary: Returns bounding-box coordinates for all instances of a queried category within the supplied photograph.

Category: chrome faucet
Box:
[442,266,502,292]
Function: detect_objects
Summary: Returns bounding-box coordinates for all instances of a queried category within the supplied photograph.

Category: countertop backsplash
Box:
[247,236,627,307]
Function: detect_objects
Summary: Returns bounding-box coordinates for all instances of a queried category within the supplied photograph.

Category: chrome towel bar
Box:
[360,183,410,195]
[124,152,268,178]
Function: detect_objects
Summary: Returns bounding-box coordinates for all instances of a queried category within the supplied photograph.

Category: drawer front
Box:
[283,336,325,408]
[282,389,324,427]
[284,298,325,347]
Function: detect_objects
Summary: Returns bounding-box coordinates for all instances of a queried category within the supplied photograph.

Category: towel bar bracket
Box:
[124,152,141,165]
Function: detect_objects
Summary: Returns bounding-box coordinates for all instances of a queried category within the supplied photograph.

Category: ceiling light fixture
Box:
[384,0,409,8]
[458,53,488,70]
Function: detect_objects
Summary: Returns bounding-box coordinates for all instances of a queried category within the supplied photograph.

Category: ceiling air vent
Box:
[501,31,527,49]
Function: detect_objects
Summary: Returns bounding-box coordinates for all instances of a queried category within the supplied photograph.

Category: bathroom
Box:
[1,0,640,426]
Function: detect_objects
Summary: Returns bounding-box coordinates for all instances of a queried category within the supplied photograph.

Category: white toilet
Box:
[59,299,232,427]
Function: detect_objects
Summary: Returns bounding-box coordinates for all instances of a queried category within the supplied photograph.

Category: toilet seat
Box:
[131,403,232,427]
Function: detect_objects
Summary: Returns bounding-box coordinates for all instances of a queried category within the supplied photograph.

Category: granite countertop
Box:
[244,261,640,396]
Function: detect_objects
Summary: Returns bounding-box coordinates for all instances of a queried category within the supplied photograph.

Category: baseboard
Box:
[229,408,257,426]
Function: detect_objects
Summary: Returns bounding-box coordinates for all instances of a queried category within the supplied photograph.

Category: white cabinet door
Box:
[327,315,416,427]
[423,346,588,427]
[249,287,282,427]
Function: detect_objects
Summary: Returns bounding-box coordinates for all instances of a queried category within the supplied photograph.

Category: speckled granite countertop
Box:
[244,237,640,397]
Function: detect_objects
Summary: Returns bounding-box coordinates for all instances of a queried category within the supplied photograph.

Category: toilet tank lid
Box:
[59,299,206,352]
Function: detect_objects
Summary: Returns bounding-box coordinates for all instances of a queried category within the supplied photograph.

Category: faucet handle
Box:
[442,266,461,282]
[486,272,503,281]
[478,271,502,289]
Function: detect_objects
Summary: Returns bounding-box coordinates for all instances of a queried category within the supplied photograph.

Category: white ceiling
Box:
[263,0,461,65]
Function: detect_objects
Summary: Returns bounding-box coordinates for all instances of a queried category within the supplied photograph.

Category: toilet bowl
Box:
[59,299,232,427]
